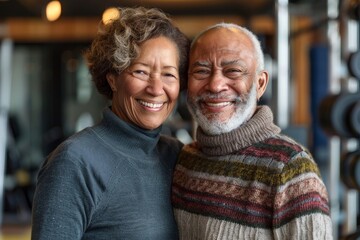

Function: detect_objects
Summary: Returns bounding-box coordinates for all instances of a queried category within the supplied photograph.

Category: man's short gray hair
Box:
[191,23,265,73]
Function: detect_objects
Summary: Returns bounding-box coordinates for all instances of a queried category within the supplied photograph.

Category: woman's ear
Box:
[107,73,117,92]
[256,71,269,100]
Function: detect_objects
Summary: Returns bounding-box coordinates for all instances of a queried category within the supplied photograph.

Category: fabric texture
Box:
[172,105,333,240]
[32,107,183,240]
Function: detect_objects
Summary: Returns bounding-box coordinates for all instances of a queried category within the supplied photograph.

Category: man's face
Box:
[187,27,265,135]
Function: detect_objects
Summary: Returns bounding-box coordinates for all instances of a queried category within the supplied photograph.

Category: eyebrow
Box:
[192,61,211,68]
[221,59,242,67]
[132,62,178,70]
[164,65,178,71]
[192,59,243,68]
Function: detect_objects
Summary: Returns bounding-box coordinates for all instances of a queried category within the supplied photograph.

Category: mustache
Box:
[191,92,249,104]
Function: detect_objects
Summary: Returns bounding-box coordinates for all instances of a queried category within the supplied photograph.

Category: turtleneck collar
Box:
[97,107,162,154]
[195,105,281,156]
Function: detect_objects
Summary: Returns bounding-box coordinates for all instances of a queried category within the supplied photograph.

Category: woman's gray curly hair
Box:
[85,7,190,99]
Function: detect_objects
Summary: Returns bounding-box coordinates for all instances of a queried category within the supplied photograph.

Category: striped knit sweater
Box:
[172,105,333,240]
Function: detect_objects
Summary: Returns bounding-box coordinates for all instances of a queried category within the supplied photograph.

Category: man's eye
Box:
[225,68,242,74]
[194,69,209,74]
[191,69,210,79]
[227,68,241,72]
[224,69,243,78]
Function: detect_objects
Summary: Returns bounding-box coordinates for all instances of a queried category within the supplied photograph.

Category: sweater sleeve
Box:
[272,152,333,240]
[31,150,97,240]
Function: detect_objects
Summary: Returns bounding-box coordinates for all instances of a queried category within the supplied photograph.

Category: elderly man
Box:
[172,23,333,240]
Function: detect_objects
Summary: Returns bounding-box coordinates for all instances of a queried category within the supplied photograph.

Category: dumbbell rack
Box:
[340,8,360,236]
[319,0,360,239]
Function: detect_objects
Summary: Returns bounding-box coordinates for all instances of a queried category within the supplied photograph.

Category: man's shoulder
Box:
[246,134,313,163]
[262,134,307,152]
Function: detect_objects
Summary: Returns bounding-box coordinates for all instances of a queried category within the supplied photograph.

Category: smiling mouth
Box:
[138,100,164,109]
[205,101,232,107]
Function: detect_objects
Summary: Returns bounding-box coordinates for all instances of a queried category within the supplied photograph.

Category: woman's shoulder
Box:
[43,126,109,170]
[159,134,184,152]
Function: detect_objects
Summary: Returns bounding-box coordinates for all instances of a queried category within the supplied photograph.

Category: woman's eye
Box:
[162,73,179,84]
[132,70,150,80]
[163,73,177,79]
[133,70,148,75]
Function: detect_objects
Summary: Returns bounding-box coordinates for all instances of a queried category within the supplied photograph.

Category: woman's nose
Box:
[146,74,164,96]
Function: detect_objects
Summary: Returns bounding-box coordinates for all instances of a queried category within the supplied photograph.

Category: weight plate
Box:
[341,151,358,189]
[350,152,360,191]
[348,51,360,80]
[319,94,339,136]
[332,94,360,137]
[319,94,360,137]
[350,101,360,135]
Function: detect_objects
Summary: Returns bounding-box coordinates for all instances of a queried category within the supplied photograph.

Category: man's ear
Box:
[256,71,269,100]
[107,73,117,92]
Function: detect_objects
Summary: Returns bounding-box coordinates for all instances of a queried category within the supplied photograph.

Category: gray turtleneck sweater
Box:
[172,105,333,240]
[32,107,182,240]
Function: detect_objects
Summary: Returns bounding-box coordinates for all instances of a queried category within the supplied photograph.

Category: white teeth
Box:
[206,102,231,107]
[138,100,163,108]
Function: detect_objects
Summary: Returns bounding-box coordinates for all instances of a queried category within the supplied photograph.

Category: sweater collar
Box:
[99,107,161,153]
[195,105,281,156]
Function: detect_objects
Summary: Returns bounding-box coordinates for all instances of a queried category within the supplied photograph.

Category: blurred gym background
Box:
[0,0,359,239]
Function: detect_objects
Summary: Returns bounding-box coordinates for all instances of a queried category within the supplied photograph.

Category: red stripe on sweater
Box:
[172,189,273,228]
[172,185,272,228]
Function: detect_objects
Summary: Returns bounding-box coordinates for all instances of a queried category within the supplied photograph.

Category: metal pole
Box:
[327,0,342,239]
[0,39,13,225]
[342,0,359,233]
[275,0,290,129]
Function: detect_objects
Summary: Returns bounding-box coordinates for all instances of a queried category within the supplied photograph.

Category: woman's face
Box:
[107,36,180,130]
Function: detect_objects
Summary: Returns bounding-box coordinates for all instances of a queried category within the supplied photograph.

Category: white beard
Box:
[187,83,257,135]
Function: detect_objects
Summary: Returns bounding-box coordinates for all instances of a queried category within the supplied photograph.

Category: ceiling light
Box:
[102,7,120,25]
[46,0,62,22]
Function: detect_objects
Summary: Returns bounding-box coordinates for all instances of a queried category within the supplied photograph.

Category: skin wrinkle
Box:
[173,23,332,240]
[108,36,180,130]
[187,27,268,135]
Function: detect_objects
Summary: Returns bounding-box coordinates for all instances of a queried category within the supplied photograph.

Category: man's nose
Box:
[206,71,228,93]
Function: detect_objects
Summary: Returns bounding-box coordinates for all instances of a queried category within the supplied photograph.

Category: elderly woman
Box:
[31,7,189,240]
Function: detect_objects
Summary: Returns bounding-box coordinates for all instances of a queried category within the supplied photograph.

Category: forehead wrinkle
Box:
[132,61,177,71]
[132,61,149,67]
[192,60,211,68]
[164,65,178,71]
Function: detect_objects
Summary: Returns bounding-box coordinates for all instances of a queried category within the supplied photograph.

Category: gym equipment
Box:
[319,93,360,138]
[348,51,360,80]
[341,150,360,191]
